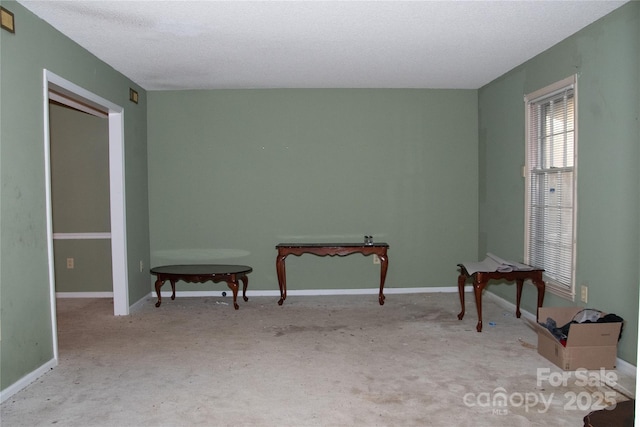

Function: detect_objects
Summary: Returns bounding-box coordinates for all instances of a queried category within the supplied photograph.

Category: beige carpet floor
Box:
[1,292,635,426]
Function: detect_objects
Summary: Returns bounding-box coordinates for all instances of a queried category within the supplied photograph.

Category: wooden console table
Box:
[457,265,545,332]
[275,243,389,306]
[150,264,252,310]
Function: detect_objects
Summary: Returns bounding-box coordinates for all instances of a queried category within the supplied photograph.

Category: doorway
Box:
[43,70,129,360]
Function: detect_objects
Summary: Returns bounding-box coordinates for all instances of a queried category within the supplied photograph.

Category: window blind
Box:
[525,81,576,299]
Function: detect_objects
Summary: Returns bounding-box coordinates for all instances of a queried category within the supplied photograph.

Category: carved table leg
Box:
[226,275,240,310]
[515,279,524,318]
[154,278,164,307]
[378,253,388,305]
[240,274,249,302]
[170,280,176,301]
[473,278,487,332]
[457,273,467,320]
[276,253,287,305]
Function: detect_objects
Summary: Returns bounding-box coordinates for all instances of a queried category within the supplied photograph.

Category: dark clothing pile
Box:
[540,308,624,346]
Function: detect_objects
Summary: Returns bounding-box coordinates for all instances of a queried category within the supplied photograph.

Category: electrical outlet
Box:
[139,261,144,272]
[580,285,588,303]
[66,257,74,269]
[373,255,380,265]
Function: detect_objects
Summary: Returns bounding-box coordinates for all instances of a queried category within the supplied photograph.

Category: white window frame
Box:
[524,75,578,300]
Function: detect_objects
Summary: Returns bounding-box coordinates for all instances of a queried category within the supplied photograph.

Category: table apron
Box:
[277,247,387,257]
[154,273,244,284]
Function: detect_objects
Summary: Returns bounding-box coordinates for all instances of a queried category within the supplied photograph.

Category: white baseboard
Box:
[483,291,538,322]
[0,358,57,404]
[153,285,469,299]
[128,294,149,313]
[615,358,638,390]
[56,292,114,298]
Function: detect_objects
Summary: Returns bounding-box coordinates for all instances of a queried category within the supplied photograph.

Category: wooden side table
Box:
[275,243,389,306]
[457,265,545,332]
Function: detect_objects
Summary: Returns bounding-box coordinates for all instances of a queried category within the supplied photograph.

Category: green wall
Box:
[148,89,479,293]
[50,103,110,233]
[50,103,113,293]
[2,0,638,399]
[478,2,639,364]
[0,0,150,390]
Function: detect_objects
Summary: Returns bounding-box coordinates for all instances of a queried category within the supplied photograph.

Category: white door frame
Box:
[43,70,129,357]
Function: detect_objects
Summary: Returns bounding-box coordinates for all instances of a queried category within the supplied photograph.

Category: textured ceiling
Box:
[18,1,627,90]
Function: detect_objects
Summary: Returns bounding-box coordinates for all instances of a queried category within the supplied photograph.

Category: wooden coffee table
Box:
[150,264,252,310]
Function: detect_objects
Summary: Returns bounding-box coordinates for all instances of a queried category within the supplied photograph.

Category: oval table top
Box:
[150,264,253,276]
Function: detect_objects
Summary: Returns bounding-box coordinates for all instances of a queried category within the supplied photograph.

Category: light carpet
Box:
[1,292,635,426]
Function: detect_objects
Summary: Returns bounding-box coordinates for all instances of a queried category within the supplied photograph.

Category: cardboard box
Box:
[537,307,621,370]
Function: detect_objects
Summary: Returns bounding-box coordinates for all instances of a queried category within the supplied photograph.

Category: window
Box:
[524,75,577,300]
